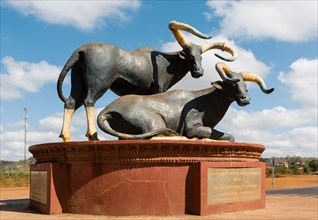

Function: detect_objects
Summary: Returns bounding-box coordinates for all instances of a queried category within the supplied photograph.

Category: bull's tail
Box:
[97,113,180,140]
[57,50,80,102]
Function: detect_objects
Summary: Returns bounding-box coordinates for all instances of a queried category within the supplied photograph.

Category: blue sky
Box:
[1,1,317,161]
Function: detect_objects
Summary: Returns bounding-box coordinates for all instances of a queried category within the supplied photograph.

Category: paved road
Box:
[267,186,318,198]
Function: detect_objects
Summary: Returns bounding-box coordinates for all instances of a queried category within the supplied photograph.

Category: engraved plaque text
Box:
[208,168,261,204]
[30,171,48,205]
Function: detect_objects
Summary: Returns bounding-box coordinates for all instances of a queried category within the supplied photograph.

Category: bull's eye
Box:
[190,55,194,60]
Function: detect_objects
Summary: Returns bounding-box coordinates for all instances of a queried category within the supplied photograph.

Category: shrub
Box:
[266,166,289,178]
[0,166,30,187]
[308,159,318,172]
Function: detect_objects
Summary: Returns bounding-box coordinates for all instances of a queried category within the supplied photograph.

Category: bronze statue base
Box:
[29,140,266,215]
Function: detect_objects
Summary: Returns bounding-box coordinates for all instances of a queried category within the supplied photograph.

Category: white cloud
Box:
[206,1,318,42]
[203,11,213,22]
[1,149,10,158]
[3,0,141,32]
[161,34,271,90]
[0,56,61,100]
[0,129,59,161]
[219,106,315,132]
[39,110,87,133]
[38,112,64,132]
[278,58,318,109]
[7,120,26,128]
[215,106,317,157]
[230,126,317,158]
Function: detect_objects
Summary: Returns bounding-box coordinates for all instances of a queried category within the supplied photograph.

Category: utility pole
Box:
[24,107,28,164]
[271,157,275,189]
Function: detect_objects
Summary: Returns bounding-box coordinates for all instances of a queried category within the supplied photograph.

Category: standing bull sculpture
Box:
[57,20,237,141]
[97,62,274,141]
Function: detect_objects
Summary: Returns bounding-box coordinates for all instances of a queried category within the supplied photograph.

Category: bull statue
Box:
[57,20,237,142]
[97,62,274,141]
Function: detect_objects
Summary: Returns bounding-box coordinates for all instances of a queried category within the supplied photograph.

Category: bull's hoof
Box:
[222,134,235,142]
[86,132,100,141]
[59,134,71,142]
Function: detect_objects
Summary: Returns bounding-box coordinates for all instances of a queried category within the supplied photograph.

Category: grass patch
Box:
[0,157,35,187]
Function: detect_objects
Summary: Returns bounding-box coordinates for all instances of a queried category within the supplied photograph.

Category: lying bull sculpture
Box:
[97,62,274,141]
[57,20,237,141]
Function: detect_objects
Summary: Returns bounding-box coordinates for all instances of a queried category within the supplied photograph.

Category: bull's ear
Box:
[211,81,224,90]
[178,51,186,60]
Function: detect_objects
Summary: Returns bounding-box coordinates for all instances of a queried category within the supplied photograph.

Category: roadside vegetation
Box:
[260,156,318,178]
[0,157,35,187]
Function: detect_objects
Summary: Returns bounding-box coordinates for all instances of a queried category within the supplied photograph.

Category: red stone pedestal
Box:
[187,161,265,215]
[29,163,62,214]
[29,140,266,216]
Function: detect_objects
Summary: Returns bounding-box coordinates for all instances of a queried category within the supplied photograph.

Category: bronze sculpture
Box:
[57,20,237,141]
[97,62,274,141]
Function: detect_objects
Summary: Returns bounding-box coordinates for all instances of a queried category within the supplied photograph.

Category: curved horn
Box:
[169,20,212,48]
[215,62,240,83]
[241,72,274,94]
[202,42,238,62]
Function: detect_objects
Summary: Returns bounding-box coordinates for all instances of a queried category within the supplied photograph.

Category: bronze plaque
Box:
[208,168,261,204]
[30,171,48,205]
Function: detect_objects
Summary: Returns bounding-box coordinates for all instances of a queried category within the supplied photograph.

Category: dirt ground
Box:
[1,175,317,220]
[265,174,318,190]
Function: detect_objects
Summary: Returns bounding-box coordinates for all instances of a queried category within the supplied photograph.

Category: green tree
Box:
[288,156,303,165]
[308,159,318,172]
[303,164,311,174]
[259,157,269,163]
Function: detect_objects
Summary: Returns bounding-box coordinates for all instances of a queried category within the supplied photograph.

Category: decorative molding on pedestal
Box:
[29,140,264,164]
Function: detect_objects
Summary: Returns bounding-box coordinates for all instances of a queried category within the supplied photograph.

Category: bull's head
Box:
[169,20,238,79]
[214,62,274,106]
